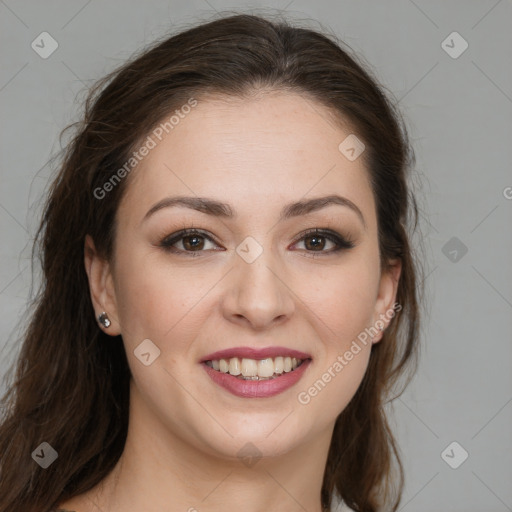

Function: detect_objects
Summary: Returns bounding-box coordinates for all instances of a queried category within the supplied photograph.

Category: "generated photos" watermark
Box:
[94,97,198,200]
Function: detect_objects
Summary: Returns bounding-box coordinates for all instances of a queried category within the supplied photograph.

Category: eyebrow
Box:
[142,194,366,229]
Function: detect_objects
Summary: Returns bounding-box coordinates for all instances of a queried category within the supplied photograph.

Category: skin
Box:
[61,91,400,512]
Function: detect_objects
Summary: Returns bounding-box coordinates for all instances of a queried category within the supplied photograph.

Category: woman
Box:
[0,13,421,512]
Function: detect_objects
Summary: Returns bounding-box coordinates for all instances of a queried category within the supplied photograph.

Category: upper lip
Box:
[200,346,312,363]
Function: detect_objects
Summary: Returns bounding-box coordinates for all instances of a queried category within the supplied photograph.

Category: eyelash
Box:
[159,228,355,258]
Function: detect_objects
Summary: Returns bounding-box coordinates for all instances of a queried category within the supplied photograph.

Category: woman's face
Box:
[88,91,400,461]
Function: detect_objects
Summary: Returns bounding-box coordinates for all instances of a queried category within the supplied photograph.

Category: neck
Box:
[89,378,334,512]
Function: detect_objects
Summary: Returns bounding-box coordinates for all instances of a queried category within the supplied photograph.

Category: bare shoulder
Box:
[51,497,83,512]
[51,505,81,512]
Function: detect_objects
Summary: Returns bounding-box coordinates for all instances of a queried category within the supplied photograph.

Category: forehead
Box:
[118,91,376,227]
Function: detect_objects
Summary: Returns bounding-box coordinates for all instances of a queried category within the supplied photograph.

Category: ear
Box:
[371,258,402,344]
[84,234,121,335]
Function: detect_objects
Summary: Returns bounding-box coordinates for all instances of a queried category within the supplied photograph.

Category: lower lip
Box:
[202,359,312,398]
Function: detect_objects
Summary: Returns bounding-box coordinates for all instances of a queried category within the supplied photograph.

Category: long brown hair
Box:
[0,13,422,512]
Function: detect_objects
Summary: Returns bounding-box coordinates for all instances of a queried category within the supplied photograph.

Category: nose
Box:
[221,250,295,331]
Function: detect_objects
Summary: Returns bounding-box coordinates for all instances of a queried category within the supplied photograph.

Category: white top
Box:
[331,496,355,512]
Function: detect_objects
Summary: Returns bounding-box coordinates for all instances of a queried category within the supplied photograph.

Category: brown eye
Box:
[182,234,205,251]
[303,233,328,251]
[293,229,355,255]
[160,229,219,255]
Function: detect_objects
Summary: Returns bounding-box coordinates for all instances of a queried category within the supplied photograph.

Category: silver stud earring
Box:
[98,311,111,328]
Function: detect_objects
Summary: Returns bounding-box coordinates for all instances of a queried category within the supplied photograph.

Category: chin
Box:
[196,414,309,459]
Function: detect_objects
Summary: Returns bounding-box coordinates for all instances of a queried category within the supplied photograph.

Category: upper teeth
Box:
[207,356,303,378]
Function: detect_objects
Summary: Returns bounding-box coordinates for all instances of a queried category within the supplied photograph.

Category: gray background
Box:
[1,1,511,511]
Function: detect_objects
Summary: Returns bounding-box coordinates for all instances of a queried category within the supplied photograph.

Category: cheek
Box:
[303,345,371,425]
[300,257,379,343]
[298,289,374,424]
[295,257,378,414]
[112,246,218,351]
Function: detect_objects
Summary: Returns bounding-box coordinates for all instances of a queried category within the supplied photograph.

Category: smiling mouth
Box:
[204,356,309,381]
